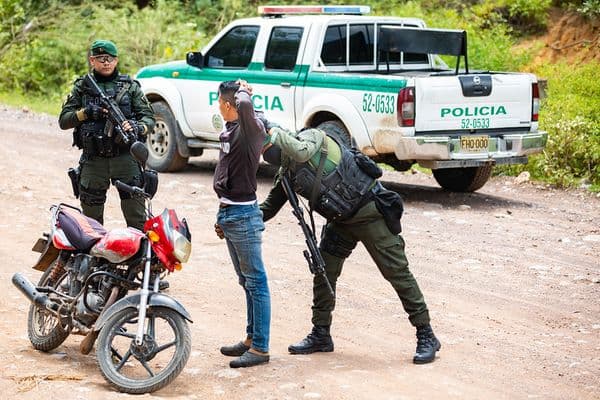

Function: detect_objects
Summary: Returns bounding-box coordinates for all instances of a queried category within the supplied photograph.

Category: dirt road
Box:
[0,106,598,400]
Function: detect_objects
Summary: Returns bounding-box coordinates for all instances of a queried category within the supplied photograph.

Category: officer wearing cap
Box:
[259,122,441,364]
[59,39,155,230]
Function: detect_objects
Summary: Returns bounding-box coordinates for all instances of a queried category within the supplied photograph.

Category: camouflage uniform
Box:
[260,127,430,328]
[59,69,154,230]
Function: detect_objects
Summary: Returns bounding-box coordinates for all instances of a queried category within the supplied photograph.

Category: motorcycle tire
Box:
[27,259,71,351]
[96,306,191,394]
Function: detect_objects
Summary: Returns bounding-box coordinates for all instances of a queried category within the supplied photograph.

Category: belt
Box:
[219,203,230,209]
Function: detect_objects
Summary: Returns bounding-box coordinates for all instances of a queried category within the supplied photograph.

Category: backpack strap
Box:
[309,130,329,216]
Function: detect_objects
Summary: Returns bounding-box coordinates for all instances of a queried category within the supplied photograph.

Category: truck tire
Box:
[432,164,493,192]
[148,101,188,172]
[316,120,356,148]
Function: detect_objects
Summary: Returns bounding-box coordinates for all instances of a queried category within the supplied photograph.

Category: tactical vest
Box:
[291,132,378,221]
[78,74,134,157]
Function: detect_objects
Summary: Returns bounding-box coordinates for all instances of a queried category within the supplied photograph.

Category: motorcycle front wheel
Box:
[96,306,191,394]
[27,259,71,351]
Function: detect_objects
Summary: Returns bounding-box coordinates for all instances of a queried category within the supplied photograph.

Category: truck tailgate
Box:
[414,74,533,133]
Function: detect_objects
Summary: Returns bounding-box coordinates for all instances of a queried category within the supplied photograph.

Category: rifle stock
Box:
[281,175,334,297]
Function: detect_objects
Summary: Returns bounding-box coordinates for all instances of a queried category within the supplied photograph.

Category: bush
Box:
[0,1,206,103]
[577,0,600,17]
[498,62,600,189]
[537,62,600,187]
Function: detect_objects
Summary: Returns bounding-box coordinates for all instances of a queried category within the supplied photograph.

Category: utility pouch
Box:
[94,135,117,157]
[80,129,96,157]
[68,166,81,199]
[72,126,83,149]
[351,148,382,179]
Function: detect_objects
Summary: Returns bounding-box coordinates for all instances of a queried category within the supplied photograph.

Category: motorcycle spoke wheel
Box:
[27,260,71,351]
[96,306,191,394]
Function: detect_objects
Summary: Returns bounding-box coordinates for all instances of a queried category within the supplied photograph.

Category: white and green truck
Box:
[135,5,547,192]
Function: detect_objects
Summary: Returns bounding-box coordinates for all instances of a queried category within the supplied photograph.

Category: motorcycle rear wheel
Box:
[96,306,191,394]
[27,260,71,351]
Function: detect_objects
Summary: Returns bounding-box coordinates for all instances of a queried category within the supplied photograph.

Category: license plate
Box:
[460,135,489,152]
[32,237,48,253]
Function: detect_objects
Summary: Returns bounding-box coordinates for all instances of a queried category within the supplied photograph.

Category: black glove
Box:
[84,104,106,121]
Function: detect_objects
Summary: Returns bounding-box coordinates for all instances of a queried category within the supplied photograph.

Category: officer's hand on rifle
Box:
[122,120,145,136]
[84,104,107,121]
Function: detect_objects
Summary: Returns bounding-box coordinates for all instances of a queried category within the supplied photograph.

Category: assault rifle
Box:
[84,73,136,145]
[280,174,334,297]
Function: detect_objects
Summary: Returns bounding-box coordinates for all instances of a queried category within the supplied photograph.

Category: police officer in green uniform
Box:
[59,40,155,230]
[259,122,441,364]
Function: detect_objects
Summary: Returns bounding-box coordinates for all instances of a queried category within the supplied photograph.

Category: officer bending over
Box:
[259,123,441,364]
[59,40,155,230]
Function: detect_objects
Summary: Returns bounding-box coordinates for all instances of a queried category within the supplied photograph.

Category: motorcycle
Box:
[12,142,193,394]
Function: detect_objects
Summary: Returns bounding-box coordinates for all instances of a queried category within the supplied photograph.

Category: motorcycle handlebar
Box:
[114,180,150,199]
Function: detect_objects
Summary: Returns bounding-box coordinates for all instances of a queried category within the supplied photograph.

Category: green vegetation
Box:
[501,62,600,190]
[0,0,597,189]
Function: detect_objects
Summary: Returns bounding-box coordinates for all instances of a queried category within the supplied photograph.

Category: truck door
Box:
[255,25,306,129]
[178,25,261,139]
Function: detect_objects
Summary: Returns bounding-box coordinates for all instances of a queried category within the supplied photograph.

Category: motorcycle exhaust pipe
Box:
[12,272,58,312]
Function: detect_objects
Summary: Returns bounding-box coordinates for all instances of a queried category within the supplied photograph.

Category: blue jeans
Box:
[217,203,270,353]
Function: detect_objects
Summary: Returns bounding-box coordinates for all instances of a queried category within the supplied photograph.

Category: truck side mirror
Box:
[186,51,204,68]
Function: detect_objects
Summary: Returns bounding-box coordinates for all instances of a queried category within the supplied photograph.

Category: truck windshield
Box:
[205,25,260,68]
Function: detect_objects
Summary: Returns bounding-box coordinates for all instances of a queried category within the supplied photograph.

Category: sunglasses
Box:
[92,55,116,64]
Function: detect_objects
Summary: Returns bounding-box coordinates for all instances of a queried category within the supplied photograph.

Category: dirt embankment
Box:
[530,9,600,67]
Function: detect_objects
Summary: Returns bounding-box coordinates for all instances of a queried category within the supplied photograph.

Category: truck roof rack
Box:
[258,5,370,17]
[379,26,469,74]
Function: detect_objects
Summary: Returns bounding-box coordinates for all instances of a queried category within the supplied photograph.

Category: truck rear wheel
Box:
[148,101,188,172]
[432,164,493,192]
[316,121,356,148]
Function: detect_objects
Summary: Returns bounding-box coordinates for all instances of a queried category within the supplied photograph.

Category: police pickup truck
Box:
[136,5,547,192]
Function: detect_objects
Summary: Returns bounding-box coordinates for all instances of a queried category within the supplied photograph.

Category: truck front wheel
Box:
[432,164,493,192]
[147,101,189,172]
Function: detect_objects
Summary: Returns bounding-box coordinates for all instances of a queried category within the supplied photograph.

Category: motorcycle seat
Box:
[57,206,107,252]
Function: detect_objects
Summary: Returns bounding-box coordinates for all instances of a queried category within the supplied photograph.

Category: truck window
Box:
[265,27,304,71]
[349,24,374,65]
[205,25,260,68]
[321,25,346,66]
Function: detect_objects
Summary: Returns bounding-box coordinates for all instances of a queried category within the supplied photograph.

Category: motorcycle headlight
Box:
[172,230,191,263]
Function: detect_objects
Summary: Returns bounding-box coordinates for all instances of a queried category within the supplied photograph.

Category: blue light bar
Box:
[323,6,370,14]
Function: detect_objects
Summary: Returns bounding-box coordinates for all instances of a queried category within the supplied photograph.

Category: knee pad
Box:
[320,227,356,258]
[80,185,107,206]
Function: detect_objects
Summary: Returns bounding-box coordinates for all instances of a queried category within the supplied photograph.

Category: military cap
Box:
[90,39,118,57]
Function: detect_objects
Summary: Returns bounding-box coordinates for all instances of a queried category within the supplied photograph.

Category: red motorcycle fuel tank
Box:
[90,227,144,263]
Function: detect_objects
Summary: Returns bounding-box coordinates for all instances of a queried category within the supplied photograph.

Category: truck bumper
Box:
[393,131,548,168]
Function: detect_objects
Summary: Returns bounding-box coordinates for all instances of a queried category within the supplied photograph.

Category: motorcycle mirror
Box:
[130,141,149,167]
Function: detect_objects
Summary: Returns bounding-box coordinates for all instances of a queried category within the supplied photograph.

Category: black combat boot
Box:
[288,325,334,354]
[413,324,441,364]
